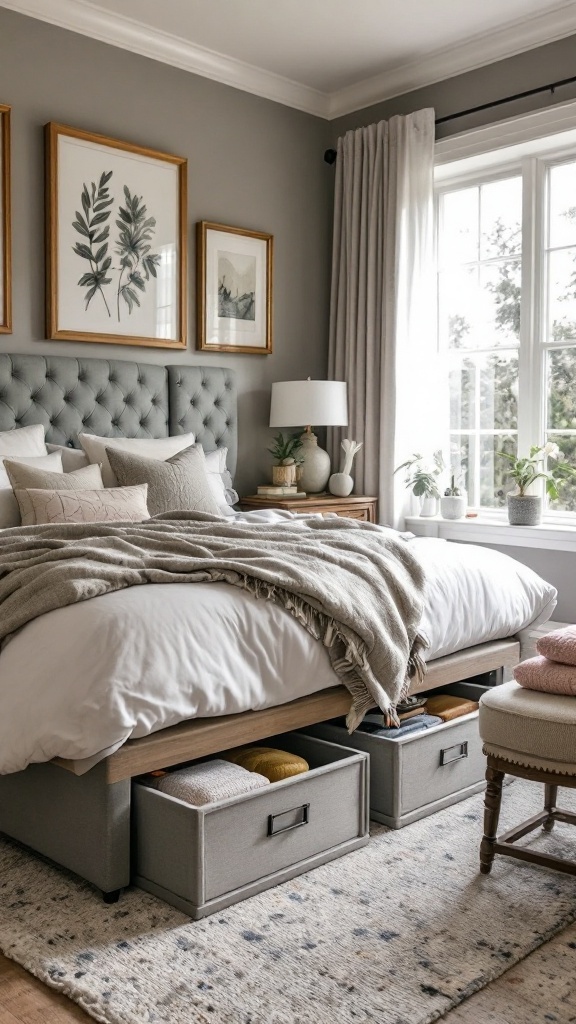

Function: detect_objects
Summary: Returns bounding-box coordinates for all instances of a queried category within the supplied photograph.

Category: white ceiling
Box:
[3,0,576,118]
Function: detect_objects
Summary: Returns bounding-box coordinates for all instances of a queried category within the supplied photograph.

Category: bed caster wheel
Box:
[102,889,122,904]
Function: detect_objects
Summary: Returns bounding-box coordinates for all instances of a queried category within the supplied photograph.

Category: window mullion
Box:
[517,157,543,466]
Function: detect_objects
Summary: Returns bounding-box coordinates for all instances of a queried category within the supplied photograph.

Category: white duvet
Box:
[0,513,556,774]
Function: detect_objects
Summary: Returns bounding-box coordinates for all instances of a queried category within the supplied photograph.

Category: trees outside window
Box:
[437,158,576,516]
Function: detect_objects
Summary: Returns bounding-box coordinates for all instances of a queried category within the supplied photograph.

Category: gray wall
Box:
[331,34,576,140]
[0,7,333,495]
[331,34,576,622]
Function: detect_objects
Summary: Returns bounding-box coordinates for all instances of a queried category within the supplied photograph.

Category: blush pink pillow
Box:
[514,655,576,695]
[537,625,576,666]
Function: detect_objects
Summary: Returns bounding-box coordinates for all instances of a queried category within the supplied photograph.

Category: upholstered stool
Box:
[478,681,576,876]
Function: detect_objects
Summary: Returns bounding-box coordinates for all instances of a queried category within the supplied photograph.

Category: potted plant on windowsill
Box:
[395,450,445,517]
[441,475,467,520]
[497,442,576,525]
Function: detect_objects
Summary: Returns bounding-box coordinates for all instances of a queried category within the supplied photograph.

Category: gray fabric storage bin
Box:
[306,711,488,829]
[132,732,369,919]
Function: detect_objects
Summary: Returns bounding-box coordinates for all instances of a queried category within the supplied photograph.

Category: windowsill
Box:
[405,515,576,552]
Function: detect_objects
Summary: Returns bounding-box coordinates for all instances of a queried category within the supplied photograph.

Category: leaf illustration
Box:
[72,171,114,314]
[114,185,160,319]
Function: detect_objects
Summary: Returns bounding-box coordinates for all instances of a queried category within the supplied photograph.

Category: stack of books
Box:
[257,485,307,498]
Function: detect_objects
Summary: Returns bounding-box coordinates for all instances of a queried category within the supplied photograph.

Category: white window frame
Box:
[434,99,576,528]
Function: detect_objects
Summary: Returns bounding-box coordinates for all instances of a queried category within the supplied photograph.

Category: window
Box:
[436,142,576,518]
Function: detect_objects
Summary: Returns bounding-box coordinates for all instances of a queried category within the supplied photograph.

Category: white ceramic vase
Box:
[420,495,439,517]
[440,493,467,520]
[328,472,354,497]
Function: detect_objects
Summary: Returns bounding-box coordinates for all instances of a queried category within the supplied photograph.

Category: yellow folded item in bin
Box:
[425,695,479,721]
[222,746,309,783]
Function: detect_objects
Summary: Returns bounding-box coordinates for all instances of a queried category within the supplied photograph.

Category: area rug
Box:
[1,781,575,1024]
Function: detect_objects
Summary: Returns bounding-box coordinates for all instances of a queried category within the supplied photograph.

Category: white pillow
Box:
[203,447,238,516]
[0,452,62,528]
[0,423,47,458]
[79,432,196,488]
[46,443,90,472]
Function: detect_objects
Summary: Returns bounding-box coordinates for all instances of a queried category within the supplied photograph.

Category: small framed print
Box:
[46,122,187,348]
[0,104,11,334]
[197,221,273,354]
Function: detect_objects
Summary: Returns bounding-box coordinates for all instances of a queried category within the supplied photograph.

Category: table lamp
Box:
[269,379,348,493]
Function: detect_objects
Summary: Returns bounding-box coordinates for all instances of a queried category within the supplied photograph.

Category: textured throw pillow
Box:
[0,423,47,458]
[106,444,222,518]
[79,432,195,487]
[5,459,103,493]
[203,447,238,516]
[16,485,150,526]
[0,452,63,528]
[46,443,90,472]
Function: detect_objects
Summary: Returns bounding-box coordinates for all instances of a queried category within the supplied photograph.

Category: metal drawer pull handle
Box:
[440,741,468,766]
[267,803,310,836]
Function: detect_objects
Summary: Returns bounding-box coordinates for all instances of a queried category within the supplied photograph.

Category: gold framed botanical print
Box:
[0,104,12,334]
[45,122,187,348]
[197,221,273,354]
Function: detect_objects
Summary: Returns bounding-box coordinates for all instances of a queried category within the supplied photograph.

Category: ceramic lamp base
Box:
[298,430,331,493]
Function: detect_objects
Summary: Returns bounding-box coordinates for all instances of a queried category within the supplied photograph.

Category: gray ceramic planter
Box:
[507,494,542,526]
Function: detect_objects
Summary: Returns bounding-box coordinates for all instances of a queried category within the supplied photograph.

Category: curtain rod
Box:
[323,73,576,164]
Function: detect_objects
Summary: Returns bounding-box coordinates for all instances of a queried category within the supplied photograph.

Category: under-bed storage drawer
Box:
[305,713,487,829]
[132,732,368,919]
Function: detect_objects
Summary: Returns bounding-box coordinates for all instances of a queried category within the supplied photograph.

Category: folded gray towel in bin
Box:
[147,759,270,806]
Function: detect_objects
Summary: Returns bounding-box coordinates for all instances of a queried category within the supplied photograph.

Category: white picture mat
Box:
[56,135,180,340]
[205,228,267,348]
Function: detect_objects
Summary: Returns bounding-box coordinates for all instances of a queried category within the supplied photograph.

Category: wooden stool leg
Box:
[480,764,505,874]
[543,784,558,833]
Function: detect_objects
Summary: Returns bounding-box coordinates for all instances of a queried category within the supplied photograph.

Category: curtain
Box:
[328,108,445,528]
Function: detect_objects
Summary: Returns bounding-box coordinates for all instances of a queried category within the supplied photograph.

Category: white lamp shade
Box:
[269,380,348,428]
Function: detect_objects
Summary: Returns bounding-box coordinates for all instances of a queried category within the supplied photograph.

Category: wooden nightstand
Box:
[238,493,378,523]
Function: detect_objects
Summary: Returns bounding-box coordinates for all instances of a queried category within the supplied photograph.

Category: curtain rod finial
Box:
[324,148,337,165]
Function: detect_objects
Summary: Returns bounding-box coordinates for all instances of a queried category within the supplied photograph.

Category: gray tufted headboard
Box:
[0,354,237,477]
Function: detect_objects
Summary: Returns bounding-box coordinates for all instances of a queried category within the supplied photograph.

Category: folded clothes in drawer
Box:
[306,712,486,829]
[132,732,369,919]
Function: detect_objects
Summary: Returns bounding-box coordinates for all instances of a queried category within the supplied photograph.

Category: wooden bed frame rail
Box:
[54,638,520,784]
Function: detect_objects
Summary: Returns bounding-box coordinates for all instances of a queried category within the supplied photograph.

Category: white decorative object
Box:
[329,439,362,497]
[420,495,439,517]
[328,472,353,497]
[440,492,467,520]
[269,379,348,494]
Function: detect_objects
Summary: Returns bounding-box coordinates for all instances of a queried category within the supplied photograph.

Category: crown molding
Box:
[327,3,576,119]
[0,0,330,118]
[2,0,576,121]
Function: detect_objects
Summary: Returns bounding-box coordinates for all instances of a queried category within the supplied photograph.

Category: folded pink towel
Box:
[514,654,576,695]
[537,624,576,666]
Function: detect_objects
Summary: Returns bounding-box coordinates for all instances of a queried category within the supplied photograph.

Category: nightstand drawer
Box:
[329,508,369,521]
[239,495,377,522]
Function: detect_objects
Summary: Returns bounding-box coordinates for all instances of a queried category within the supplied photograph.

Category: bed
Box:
[0,353,555,899]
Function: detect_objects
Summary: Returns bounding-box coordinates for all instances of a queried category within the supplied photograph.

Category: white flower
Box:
[543,441,561,460]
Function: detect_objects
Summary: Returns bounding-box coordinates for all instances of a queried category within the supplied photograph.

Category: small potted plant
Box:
[441,474,467,520]
[497,441,576,525]
[268,433,304,487]
[395,450,445,517]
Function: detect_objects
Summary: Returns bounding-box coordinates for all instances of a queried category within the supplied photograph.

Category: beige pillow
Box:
[78,432,196,487]
[5,460,103,493]
[0,423,47,457]
[105,444,222,517]
[16,485,150,526]
[0,452,63,528]
[46,443,90,472]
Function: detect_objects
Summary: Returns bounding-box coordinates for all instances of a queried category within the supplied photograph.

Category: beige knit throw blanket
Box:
[0,512,427,729]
